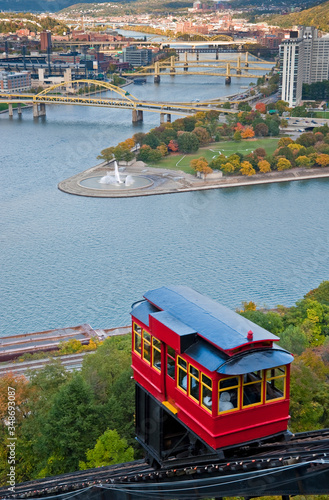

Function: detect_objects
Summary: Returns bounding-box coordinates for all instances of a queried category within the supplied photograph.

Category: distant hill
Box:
[268,0,329,31]
[0,0,190,13]
[0,0,136,13]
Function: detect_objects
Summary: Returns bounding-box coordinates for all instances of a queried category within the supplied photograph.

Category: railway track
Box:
[1,429,329,499]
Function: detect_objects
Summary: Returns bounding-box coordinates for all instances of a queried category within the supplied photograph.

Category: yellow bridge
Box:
[0,80,241,123]
[124,52,274,83]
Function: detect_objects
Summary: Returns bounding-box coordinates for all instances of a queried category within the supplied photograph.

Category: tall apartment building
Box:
[0,71,31,92]
[280,27,329,106]
[122,46,152,66]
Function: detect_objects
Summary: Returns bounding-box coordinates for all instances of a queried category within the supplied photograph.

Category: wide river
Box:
[1,54,329,336]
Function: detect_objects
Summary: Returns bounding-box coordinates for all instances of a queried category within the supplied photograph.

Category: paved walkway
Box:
[58,161,329,198]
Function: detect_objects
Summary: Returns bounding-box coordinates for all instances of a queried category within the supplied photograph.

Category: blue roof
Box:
[143,286,280,351]
[131,300,159,327]
[185,340,293,375]
[150,310,196,337]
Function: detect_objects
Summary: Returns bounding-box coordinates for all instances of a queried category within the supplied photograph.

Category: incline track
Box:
[1,429,329,499]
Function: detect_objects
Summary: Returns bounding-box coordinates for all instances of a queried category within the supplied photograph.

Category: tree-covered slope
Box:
[268,0,329,30]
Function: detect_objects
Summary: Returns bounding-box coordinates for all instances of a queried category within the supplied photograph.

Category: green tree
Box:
[143,132,160,149]
[275,100,289,114]
[305,281,329,306]
[177,132,199,153]
[79,429,134,469]
[279,325,308,355]
[38,374,99,476]
[233,130,242,142]
[81,336,131,403]
[97,147,114,163]
[222,102,231,109]
[240,310,284,335]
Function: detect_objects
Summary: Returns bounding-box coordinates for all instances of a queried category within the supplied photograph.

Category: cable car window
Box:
[133,323,141,356]
[218,377,240,413]
[167,346,175,379]
[201,374,212,413]
[152,337,161,372]
[266,366,286,401]
[189,365,200,402]
[177,357,187,393]
[142,331,151,364]
[242,370,263,407]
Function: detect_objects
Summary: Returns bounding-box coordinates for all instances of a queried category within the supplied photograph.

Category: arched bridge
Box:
[0,79,239,123]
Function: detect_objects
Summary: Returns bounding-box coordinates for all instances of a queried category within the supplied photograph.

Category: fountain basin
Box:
[79,175,153,191]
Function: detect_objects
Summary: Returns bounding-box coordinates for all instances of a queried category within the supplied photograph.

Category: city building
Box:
[280,26,329,107]
[122,46,152,66]
[40,31,52,51]
[0,70,31,92]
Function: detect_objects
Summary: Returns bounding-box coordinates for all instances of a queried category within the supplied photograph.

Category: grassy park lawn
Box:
[147,138,280,175]
[0,103,27,111]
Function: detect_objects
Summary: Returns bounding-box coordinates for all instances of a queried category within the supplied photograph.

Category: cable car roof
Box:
[142,286,280,351]
[185,338,293,375]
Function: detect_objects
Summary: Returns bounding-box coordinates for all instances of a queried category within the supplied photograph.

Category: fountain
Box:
[79,161,153,192]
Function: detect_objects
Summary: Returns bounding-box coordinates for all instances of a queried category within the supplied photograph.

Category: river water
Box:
[1,55,329,336]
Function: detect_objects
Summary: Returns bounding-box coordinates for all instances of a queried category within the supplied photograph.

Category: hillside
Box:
[268,0,329,31]
[59,0,191,16]
[0,0,136,13]
[0,0,191,13]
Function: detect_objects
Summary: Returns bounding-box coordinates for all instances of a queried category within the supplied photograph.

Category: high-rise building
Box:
[279,27,329,107]
[40,31,52,51]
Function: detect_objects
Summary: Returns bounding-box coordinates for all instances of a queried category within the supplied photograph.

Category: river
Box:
[1,56,329,336]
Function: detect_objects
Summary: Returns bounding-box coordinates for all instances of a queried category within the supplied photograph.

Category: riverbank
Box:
[58,161,329,198]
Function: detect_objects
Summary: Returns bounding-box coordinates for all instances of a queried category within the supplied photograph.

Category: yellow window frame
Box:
[242,371,264,409]
[201,373,213,413]
[218,376,240,414]
[188,364,200,403]
[133,322,142,356]
[265,365,286,401]
[142,329,151,365]
[177,356,187,393]
[152,337,161,372]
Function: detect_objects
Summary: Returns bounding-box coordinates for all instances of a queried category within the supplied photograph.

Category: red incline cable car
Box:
[131,286,294,466]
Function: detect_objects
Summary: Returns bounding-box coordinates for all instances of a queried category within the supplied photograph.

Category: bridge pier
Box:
[216,50,219,60]
[184,51,188,71]
[39,103,46,116]
[245,52,249,68]
[33,103,39,118]
[8,103,13,117]
[160,113,171,124]
[170,55,176,73]
[132,109,143,123]
[154,62,160,83]
[225,63,231,84]
[17,103,22,115]
[236,56,242,75]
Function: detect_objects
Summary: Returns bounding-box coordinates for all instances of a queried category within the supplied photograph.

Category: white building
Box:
[279,27,329,107]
